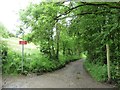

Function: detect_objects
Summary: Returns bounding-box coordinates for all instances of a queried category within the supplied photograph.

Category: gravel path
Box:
[2,60,115,88]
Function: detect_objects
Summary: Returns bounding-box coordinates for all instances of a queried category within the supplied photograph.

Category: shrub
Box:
[84,60,108,82]
[2,50,21,74]
[0,22,9,38]
[3,50,81,75]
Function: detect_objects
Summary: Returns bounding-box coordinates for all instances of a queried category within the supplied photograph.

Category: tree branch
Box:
[54,2,120,20]
[58,10,118,20]
[82,2,120,9]
[54,4,86,20]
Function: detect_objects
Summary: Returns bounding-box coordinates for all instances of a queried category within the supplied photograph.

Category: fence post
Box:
[106,44,111,82]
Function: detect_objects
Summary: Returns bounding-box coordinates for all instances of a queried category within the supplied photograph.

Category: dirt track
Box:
[2,60,115,88]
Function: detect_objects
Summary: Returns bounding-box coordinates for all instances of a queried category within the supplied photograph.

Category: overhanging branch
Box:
[54,2,120,20]
[82,2,120,9]
[58,10,118,20]
[54,4,86,20]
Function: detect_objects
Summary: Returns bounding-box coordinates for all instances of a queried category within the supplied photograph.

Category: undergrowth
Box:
[84,60,107,82]
[84,60,120,87]
[2,49,80,75]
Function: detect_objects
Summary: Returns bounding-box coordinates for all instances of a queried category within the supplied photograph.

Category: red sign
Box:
[19,41,27,45]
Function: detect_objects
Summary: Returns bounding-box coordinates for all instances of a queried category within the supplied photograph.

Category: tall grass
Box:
[2,49,81,75]
[84,60,108,82]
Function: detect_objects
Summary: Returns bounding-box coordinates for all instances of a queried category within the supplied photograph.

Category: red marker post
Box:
[19,41,27,45]
[19,40,27,72]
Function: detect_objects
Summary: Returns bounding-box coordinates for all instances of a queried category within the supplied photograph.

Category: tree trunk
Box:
[56,23,60,60]
[63,42,65,55]
[51,30,55,60]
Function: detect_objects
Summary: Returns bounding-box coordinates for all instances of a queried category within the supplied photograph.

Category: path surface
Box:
[2,60,115,88]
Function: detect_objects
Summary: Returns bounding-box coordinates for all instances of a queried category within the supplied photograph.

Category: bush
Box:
[0,40,8,60]
[111,62,120,85]
[2,49,81,75]
[0,40,8,53]
[0,22,9,38]
[84,60,120,87]
[84,60,107,82]
[2,50,21,74]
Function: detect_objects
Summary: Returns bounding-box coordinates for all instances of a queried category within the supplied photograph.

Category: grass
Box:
[2,37,81,75]
[84,60,120,87]
[3,50,79,75]
[1,37,39,54]
[84,60,107,82]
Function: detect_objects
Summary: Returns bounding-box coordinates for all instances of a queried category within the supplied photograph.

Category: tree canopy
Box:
[0,22,9,38]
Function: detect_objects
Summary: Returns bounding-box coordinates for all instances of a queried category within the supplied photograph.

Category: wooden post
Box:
[22,43,24,72]
[20,28,24,73]
[106,44,111,81]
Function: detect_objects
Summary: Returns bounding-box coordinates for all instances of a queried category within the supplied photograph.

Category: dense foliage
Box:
[84,60,107,82]
[0,40,8,60]
[19,1,120,84]
[0,22,15,38]
[0,22,9,38]
[19,2,81,61]
[2,48,79,75]
[69,3,120,84]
